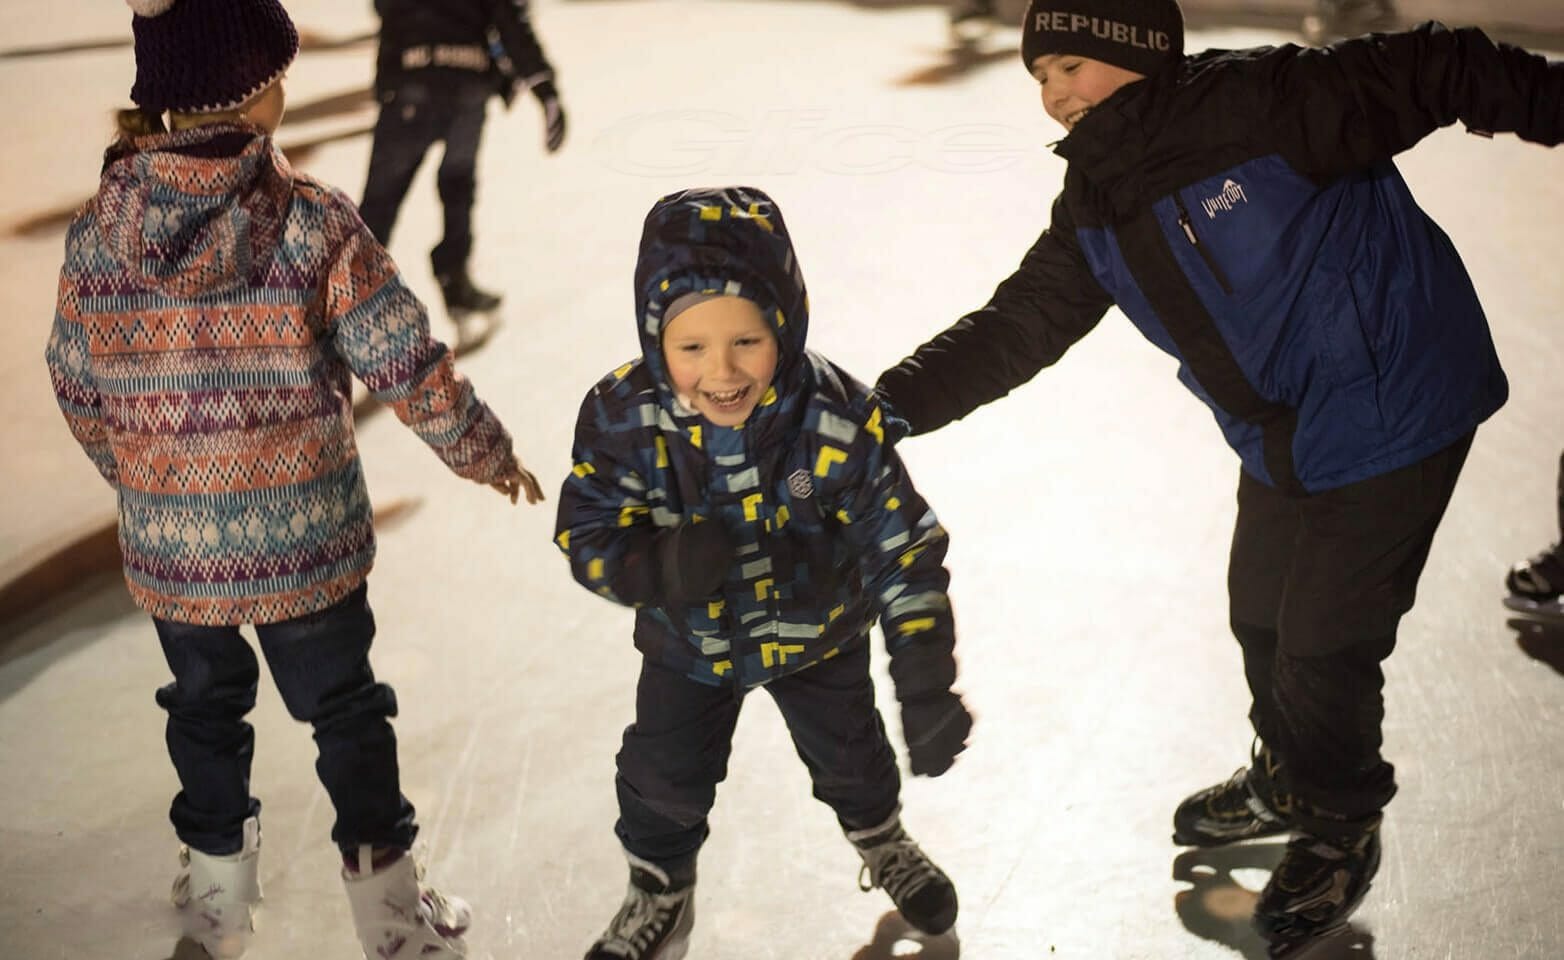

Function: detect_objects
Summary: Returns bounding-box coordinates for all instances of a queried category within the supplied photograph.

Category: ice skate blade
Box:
[1265,923,1365,958]
[1502,594,1564,620]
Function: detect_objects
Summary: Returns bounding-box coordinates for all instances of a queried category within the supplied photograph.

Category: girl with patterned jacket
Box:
[556,186,972,959]
[43,2,542,957]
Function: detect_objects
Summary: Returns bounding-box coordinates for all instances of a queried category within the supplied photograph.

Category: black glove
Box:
[868,387,911,445]
[531,79,567,153]
[654,520,734,608]
[900,690,972,777]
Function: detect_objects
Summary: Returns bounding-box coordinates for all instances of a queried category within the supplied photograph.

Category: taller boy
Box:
[875,0,1563,949]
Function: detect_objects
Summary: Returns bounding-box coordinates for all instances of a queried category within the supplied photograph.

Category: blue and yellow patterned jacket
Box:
[554,186,957,697]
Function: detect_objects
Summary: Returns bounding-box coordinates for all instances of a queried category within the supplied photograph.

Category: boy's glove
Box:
[869,388,911,445]
[531,80,567,153]
[654,520,734,608]
[900,690,972,777]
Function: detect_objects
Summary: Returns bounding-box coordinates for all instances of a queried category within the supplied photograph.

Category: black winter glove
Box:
[531,79,567,153]
[900,690,972,777]
[654,520,734,608]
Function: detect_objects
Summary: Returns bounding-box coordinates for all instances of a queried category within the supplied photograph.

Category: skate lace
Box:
[857,836,942,904]
[603,885,686,956]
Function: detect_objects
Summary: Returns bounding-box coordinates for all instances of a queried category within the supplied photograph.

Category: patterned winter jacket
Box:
[555,187,957,697]
[46,123,515,625]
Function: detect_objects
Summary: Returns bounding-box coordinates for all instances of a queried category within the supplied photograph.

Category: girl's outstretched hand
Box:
[491,459,545,505]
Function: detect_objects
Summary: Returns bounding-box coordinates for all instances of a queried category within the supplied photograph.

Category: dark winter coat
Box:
[555,187,957,697]
[877,23,1564,493]
[373,0,553,97]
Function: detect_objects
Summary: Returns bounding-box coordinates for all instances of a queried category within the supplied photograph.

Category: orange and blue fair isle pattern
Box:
[46,124,514,626]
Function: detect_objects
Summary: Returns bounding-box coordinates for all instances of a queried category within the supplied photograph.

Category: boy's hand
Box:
[901,690,972,777]
[655,519,734,607]
[490,459,545,505]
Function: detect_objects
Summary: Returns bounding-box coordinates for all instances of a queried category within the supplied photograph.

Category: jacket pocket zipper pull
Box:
[1178,210,1199,246]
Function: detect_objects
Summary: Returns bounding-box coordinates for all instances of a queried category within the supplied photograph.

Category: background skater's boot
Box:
[437,268,503,315]
[584,851,694,960]
[1173,739,1294,846]
[1256,815,1382,950]
[342,846,470,959]
[171,816,262,959]
[847,812,958,936]
[1504,542,1564,614]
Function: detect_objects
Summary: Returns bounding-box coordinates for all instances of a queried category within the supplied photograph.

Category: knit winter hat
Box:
[1020,0,1184,76]
[127,0,299,114]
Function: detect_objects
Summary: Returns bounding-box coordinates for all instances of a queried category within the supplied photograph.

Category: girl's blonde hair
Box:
[115,106,168,139]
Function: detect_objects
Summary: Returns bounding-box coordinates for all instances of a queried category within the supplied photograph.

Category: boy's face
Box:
[661,296,779,428]
[1030,54,1144,132]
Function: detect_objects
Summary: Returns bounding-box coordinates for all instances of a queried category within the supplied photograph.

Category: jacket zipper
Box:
[1174,193,1234,295]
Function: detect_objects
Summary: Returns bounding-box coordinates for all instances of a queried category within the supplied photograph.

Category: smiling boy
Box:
[556,187,974,959]
[875,0,1563,951]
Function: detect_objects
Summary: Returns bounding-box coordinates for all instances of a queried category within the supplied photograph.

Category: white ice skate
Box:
[342,845,471,960]
[170,816,262,959]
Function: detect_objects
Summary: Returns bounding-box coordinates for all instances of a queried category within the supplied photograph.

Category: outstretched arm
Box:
[322,209,522,492]
[876,193,1112,435]
[1269,22,1564,177]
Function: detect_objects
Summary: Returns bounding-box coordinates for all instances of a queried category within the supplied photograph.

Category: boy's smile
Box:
[661,295,779,428]
[1030,54,1145,131]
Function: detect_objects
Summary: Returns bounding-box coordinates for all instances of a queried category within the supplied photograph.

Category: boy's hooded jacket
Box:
[555,187,956,697]
[46,124,515,625]
[878,23,1564,494]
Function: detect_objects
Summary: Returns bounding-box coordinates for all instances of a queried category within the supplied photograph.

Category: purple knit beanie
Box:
[126,0,299,113]
[1020,0,1184,76]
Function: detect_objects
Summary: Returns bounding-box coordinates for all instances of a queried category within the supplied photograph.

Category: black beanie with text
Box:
[1020,0,1184,76]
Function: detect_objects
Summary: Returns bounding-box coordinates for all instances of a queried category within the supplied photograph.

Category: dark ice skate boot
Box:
[1173,740,1294,846]
[1506,543,1564,602]
[1256,815,1382,953]
[847,812,958,936]
[584,853,694,960]
[437,268,503,315]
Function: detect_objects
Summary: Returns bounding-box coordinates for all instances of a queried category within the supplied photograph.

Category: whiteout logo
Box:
[597,110,1033,178]
[1201,179,1248,219]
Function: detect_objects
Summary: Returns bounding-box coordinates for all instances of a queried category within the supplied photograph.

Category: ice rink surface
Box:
[1,2,1561,958]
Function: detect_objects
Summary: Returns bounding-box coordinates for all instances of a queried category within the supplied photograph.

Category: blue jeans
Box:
[614,642,901,886]
[153,584,417,857]
[359,77,491,276]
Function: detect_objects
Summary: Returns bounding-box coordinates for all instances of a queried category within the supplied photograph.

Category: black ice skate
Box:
[1173,740,1294,847]
[1256,816,1382,954]
[437,269,503,316]
[1503,543,1564,618]
[847,813,959,936]
[584,853,694,960]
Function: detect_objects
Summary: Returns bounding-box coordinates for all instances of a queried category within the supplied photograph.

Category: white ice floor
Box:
[2,3,1562,959]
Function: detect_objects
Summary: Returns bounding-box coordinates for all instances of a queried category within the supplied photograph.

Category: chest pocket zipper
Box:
[1174,193,1235,295]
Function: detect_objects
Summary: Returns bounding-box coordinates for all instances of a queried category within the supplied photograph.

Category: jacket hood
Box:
[632,186,810,426]
[96,123,292,297]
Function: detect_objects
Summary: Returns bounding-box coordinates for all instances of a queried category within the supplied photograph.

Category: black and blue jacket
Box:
[878,24,1563,493]
[555,187,957,697]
